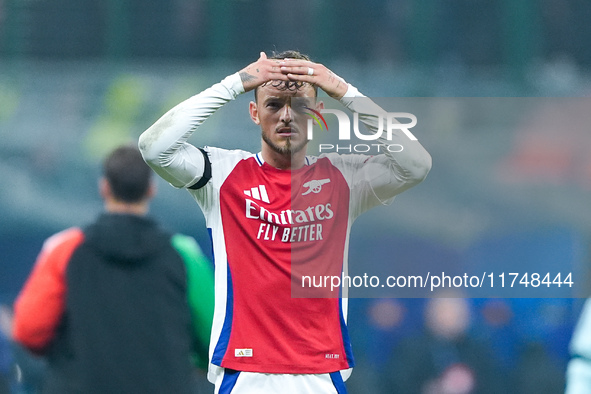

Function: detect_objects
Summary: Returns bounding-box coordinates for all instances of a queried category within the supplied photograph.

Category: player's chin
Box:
[287,139,308,155]
[263,133,307,155]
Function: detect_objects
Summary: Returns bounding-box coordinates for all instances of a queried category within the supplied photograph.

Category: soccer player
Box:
[139,50,432,393]
[12,146,214,394]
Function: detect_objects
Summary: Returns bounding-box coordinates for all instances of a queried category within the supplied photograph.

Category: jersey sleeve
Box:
[12,228,84,355]
[138,73,245,189]
[338,85,432,207]
[171,233,215,369]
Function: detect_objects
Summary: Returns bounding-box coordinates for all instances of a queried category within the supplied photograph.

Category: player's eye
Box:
[266,101,282,110]
[291,102,305,111]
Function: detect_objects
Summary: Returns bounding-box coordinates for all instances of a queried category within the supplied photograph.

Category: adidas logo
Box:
[234,348,253,357]
[244,185,270,203]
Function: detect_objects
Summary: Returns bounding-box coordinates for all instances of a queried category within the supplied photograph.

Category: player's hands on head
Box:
[278,59,348,99]
[239,52,290,92]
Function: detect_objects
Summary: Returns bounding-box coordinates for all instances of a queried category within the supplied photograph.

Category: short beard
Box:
[262,132,308,156]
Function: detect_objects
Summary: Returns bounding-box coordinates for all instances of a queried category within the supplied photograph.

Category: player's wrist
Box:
[338,84,363,107]
[341,83,359,98]
[221,72,246,97]
[329,82,349,100]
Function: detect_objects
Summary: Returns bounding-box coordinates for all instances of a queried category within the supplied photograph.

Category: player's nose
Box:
[280,105,292,123]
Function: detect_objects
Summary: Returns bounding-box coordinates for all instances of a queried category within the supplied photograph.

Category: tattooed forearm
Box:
[239,71,257,84]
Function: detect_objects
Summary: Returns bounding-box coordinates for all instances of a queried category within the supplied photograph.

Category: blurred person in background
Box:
[384,295,506,394]
[139,50,431,393]
[12,145,214,394]
[566,299,591,393]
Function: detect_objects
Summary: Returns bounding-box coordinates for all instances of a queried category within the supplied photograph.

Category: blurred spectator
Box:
[507,298,568,393]
[384,295,506,394]
[346,299,410,394]
[473,298,517,369]
[512,341,564,394]
[11,146,214,394]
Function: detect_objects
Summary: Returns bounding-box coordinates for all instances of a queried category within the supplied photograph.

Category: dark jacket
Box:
[13,214,214,394]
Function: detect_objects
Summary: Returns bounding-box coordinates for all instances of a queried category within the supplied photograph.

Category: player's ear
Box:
[315,100,324,111]
[99,177,110,199]
[249,101,260,125]
[146,179,157,199]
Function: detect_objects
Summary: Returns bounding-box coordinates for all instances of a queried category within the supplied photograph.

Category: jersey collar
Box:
[255,152,311,167]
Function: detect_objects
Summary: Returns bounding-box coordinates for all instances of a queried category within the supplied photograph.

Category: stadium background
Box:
[1,0,591,392]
